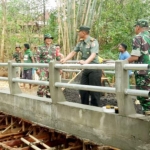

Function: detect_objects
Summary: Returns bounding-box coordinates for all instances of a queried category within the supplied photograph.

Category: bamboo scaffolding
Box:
[29,134,52,149]
[21,137,41,150]
[1,121,17,134]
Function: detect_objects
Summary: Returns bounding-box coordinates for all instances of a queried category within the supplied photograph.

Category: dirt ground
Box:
[0,81,38,95]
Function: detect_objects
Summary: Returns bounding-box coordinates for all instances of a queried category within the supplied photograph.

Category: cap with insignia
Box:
[134,19,149,27]
[44,33,54,39]
[77,26,91,32]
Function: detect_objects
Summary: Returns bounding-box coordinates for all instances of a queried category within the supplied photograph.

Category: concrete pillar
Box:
[49,61,66,103]
[8,61,21,94]
[115,60,136,116]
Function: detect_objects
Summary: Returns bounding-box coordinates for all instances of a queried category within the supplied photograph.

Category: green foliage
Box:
[92,0,150,60]
[43,10,58,43]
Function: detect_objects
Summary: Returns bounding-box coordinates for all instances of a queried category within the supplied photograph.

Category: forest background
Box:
[0,0,150,62]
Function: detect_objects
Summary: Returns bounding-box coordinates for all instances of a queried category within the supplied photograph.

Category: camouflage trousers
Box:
[37,68,50,97]
[135,71,150,111]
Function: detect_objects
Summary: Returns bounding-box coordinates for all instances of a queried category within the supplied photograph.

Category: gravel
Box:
[62,71,143,114]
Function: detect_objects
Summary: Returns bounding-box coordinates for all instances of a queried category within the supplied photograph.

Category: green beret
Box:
[134,19,149,27]
[77,26,90,32]
[44,33,54,39]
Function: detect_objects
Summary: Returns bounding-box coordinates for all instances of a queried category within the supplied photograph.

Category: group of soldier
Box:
[13,18,150,114]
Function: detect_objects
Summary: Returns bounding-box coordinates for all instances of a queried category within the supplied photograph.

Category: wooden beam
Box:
[1,121,17,134]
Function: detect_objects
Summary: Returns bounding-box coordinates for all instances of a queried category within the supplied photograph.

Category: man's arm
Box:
[127,55,139,63]
[79,53,96,64]
[60,51,77,63]
[31,56,35,63]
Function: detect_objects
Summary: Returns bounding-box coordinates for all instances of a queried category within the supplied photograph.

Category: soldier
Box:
[12,44,22,78]
[60,26,102,106]
[127,19,150,113]
[36,33,56,98]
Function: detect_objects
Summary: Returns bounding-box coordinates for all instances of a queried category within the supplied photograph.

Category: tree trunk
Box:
[0,0,7,62]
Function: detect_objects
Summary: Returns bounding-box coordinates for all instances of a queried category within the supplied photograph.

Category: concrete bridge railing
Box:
[0,60,150,150]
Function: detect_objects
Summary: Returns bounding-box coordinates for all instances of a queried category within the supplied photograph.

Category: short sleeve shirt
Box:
[13,52,21,63]
[131,31,150,64]
[119,51,130,60]
[23,49,33,70]
[74,36,99,64]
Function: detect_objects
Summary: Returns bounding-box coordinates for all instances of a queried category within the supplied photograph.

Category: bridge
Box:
[0,60,150,150]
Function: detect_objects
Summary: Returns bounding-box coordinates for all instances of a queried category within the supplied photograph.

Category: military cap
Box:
[15,44,21,48]
[134,19,149,27]
[77,26,90,32]
[44,33,54,39]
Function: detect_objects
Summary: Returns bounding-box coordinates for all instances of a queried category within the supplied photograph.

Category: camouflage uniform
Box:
[13,52,21,63]
[36,34,56,97]
[13,51,21,78]
[131,19,150,111]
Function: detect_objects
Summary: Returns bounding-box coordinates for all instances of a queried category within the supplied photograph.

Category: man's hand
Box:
[78,60,87,65]
[36,69,41,76]
[60,58,67,64]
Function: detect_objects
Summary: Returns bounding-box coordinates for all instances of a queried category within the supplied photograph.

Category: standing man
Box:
[12,45,22,78]
[127,19,150,113]
[118,43,132,76]
[36,33,56,98]
[60,26,102,106]
[22,44,35,89]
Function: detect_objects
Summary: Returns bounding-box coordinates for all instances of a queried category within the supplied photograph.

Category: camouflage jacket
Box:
[35,44,56,63]
[131,31,150,64]
[131,31,150,75]
[13,52,21,63]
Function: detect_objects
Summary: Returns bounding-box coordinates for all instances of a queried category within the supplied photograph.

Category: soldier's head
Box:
[118,43,127,53]
[77,26,90,39]
[44,33,53,45]
[134,19,149,34]
[15,44,21,52]
[24,43,30,51]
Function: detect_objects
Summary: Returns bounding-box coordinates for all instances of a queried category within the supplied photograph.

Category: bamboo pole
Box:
[72,0,76,47]
[88,0,97,27]
[96,0,104,38]
[57,0,65,54]
[84,0,92,25]
[1,121,17,134]
[0,0,7,62]
[76,0,82,28]
[21,138,41,150]
[81,0,88,25]
[29,134,52,149]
